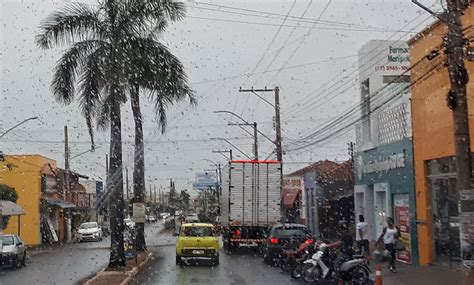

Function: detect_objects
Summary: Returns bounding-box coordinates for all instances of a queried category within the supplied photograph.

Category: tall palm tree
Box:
[127,34,195,250]
[36,0,195,263]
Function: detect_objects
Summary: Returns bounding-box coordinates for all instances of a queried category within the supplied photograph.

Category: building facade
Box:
[409,5,474,266]
[354,40,418,265]
[0,154,95,245]
[0,155,58,245]
[292,160,354,238]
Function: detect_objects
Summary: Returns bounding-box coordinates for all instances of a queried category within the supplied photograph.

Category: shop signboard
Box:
[132,203,146,223]
[283,176,305,222]
[394,193,411,264]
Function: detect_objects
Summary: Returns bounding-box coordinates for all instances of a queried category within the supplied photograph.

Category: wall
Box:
[409,6,474,265]
[0,155,57,245]
[354,138,418,264]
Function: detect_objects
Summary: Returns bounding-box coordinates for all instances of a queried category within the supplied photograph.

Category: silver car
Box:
[1,234,27,268]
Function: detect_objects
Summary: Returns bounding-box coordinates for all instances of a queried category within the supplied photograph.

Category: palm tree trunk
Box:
[130,82,146,251]
[108,94,126,267]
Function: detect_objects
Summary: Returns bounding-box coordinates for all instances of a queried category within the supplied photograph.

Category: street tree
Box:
[0,184,18,229]
[125,1,194,251]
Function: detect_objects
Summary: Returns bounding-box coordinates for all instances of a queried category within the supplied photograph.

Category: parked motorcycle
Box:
[278,238,314,274]
[300,244,371,284]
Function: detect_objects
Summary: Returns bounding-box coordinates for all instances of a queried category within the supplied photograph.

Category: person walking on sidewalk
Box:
[356,215,370,261]
[375,217,400,273]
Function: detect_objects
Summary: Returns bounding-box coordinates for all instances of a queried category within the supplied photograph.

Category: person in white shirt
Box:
[376,217,401,272]
[356,215,369,260]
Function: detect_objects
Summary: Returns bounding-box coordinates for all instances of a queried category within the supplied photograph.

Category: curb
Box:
[83,252,153,285]
[121,252,153,285]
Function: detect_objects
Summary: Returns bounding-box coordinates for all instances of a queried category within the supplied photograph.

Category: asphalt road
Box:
[0,222,164,285]
[132,227,304,285]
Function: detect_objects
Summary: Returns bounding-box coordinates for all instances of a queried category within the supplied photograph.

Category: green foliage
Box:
[0,184,18,230]
[0,184,18,203]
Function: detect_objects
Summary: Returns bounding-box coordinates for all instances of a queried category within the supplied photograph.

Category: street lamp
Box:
[0,116,39,139]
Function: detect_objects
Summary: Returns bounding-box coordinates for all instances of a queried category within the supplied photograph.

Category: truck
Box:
[220,160,281,251]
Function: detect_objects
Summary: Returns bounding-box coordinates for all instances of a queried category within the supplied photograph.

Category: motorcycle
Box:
[300,244,371,284]
[278,239,315,276]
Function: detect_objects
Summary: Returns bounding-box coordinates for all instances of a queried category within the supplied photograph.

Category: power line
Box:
[250,0,313,87]
[286,60,441,152]
[189,53,358,85]
[238,0,297,116]
[194,1,413,32]
[280,11,437,122]
[265,0,333,87]
[185,16,414,33]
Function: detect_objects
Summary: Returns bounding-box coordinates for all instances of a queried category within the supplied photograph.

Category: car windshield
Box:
[3,0,471,283]
[182,227,214,237]
[80,223,97,229]
[1,236,14,246]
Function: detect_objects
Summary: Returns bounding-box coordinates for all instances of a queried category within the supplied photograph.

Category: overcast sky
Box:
[1,0,440,196]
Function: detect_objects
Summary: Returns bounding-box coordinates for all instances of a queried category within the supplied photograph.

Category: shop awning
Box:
[282,189,299,208]
[0,200,25,216]
[43,198,76,209]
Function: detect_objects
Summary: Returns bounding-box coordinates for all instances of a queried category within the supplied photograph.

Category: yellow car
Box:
[175,223,220,266]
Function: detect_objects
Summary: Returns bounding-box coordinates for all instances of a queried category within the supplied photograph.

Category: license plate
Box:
[193,250,204,255]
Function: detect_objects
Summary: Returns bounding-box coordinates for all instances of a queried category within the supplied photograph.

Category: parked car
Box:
[124,218,135,230]
[185,214,199,223]
[0,234,27,268]
[174,223,219,266]
[146,215,157,223]
[261,223,313,265]
[76,222,103,242]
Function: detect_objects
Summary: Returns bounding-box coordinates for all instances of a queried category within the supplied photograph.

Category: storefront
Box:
[409,5,474,267]
[354,139,418,265]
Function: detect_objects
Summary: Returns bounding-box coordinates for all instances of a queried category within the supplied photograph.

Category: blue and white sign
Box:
[193,172,218,190]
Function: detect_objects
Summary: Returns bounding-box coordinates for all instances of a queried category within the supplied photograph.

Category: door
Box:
[431,178,460,263]
[374,183,390,239]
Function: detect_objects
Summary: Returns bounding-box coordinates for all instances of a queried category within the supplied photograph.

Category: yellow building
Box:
[409,6,474,265]
[0,155,58,245]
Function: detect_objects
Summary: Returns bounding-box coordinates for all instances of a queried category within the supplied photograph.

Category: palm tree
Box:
[127,34,195,251]
[36,0,194,264]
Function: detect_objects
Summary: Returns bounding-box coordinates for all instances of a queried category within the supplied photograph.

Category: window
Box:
[2,236,14,246]
[182,226,214,237]
[273,227,309,237]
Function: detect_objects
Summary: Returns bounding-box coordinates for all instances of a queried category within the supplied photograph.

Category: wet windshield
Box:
[1,0,473,283]
[1,236,14,246]
[182,226,214,237]
[80,223,98,229]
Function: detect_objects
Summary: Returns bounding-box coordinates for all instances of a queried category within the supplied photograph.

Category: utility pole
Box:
[64,125,71,243]
[228,122,259,160]
[154,185,157,205]
[239,87,282,163]
[125,168,129,202]
[444,0,474,281]
[149,184,152,203]
[240,86,284,219]
[213,149,233,161]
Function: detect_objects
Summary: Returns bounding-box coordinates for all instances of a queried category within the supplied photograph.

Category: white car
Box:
[124,218,135,230]
[147,215,157,223]
[76,222,102,242]
[1,234,27,268]
[185,214,199,223]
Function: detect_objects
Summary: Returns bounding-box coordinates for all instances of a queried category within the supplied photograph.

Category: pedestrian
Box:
[375,217,401,272]
[356,214,370,261]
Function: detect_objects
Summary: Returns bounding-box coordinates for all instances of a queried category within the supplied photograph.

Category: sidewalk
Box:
[373,263,464,285]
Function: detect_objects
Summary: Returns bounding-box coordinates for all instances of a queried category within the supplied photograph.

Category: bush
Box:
[0,184,19,229]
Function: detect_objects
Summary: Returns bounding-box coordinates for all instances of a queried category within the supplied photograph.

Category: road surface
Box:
[0,222,163,285]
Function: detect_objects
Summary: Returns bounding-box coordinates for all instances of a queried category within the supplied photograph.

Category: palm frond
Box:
[36,2,105,49]
[77,44,109,147]
[125,36,195,133]
[51,40,106,104]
